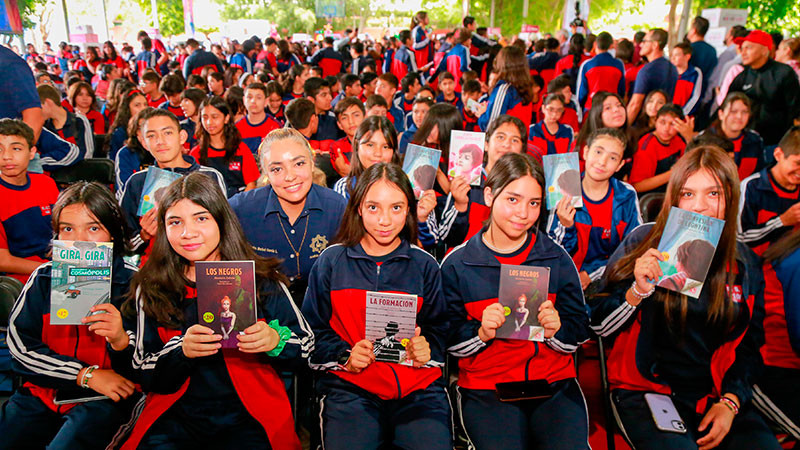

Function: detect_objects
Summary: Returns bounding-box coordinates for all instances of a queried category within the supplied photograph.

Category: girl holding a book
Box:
[190,96,260,198]
[442,152,591,449]
[113,172,310,449]
[592,145,781,449]
[333,115,399,201]
[1,182,139,449]
[302,163,451,450]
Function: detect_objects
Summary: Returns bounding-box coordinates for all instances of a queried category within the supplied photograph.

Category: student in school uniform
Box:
[114,108,155,193]
[397,72,421,114]
[461,79,482,132]
[333,116,399,201]
[236,82,282,158]
[0,182,139,449]
[68,81,105,134]
[330,97,365,178]
[190,96,259,198]
[629,104,687,195]
[265,81,286,126]
[442,152,591,449]
[229,128,346,300]
[528,93,574,160]
[477,46,536,132]
[0,119,60,284]
[390,30,418,81]
[670,42,703,117]
[306,77,344,155]
[302,163,451,450]
[548,128,642,290]
[157,74,186,121]
[592,146,781,449]
[282,64,311,106]
[120,109,226,254]
[435,72,464,114]
[547,75,581,133]
[411,11,434,69]
[108,89,148,161]
[752,229,800,441]
[399,96,433,155]
[39,84,94,159]
[376,73,406,134]
[698,92,764,181]
[739,126,800,256]
[113,172,311,449]
[140,71,166,108]
[179,88,205,152]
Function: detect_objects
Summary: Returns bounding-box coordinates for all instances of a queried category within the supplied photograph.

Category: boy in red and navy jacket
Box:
[330,96,364,177]
[670,43,703,117]
[390,30,418,81]
[629,104,686,195]
[0,119,59,284]
[236,82,281,158]
[309,37,344,78]
[435,72,464,114]
[575,32,626,111]
[738,127,800,256]
[39,84,94,159]
[158,74,186,121]
[445,29,472,93]
[306,77,344,151]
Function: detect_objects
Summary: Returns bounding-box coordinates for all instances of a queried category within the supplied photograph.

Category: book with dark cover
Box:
[403,144,441,198]
[496,264,550,341]
[196,261,257,348]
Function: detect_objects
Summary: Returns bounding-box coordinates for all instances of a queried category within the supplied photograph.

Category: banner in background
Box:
[0,0,23,35]
[183,0,195,36]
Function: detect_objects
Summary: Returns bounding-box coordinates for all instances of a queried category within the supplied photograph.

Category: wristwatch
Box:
[337,350,351,367]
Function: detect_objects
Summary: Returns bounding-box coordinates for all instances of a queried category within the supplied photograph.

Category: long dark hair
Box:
[411,103,462,167]
[630,89,667,145]
[334,163,419,247]
[283,63,308,94]
[107,88,146,153]
[411,11,427,30]
[490,46,534,105]
[126,107,155,166]
[567,33,585,77]
[278,39,293,61]
[68,81,98,113]
[708,92,752,135]
[347,116,399,192]
[103,41,119,61]
[575,91,632,154]
[124,172,287,326]
[197,95,242,164]
[484,153,545,231]
[52,182,130,258]
[606,146,741,331]
[764,229,800,264]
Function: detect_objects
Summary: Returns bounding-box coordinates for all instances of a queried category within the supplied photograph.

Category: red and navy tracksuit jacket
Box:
[310,47,344,78]
[382,48,395,75]
[435,92,464,115]
[276,54,302,74]
[527,121,574,160]
[134,51,157,78]
[699,126,764,181]
[147,93,167,109]
[114,145,155,194]
[445,44,471,92]
[478,81,534,132]
[576,52,626,111]
[229,52,254,74]
[462,171,490,242]
[267,104,286,127]
[189,142,260,198]
[282,91,304,106]
[83,109,105,135]
[629,132,686,192]
[739,167,800,256]
[44,111,94,159]
[441,230,590,389]
[159,100,185,121]
[592,224,765,412]
[329,136,352,176]
[113,279,311,449]
[547,177,642,282]
[396,93,415,114]
[412,25,434,69]
[310,111,346,153]
[673,64,703,117]
[119,155,226,253]
[300,240,448,400]
[558,100,581,134]
[0,174,59,284]
[391,45,417,81]
[236,114,281,158]
[7,257,136,413]
[182,48,223,79]
[528,51,560,92]
[554,53,590,83]
[761,247,800,370]
[37,127,84,172]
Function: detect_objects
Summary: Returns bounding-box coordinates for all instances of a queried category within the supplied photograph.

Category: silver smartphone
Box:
[644,393,688,434]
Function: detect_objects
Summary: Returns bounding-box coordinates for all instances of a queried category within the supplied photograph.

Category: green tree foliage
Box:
[423,0,570,35]
[137,0,185,36]
[17,0,48,29]
[212,0,317,34]
[694,0,800,35]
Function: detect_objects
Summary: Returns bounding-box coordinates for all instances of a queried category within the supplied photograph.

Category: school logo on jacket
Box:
[726,284,744,303]
[309,234,328,257]
[229,161,242,171]
[40,205,52,216]
[602,228,612,239]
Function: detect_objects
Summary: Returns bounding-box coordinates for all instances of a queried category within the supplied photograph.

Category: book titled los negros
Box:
[50,240,113,325]
[365,291,418,365]
[196,261,257,348]
[656,207,724,298]
[137,167,182,216]
[496,264,550,341]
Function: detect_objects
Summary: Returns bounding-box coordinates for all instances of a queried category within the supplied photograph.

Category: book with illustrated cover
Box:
[656,207,725,298]
[196,261,257,348]
[50,240,113,325]
[496,264,550,341]
[137,167,182,216]
[447,130,485,186]
[542,153,583,210]
[365,291,418,365]
[403,144,441,199]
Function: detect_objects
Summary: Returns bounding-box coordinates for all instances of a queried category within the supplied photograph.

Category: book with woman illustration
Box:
[137,167,182,216]
[365,291,418,364]
[496,264,550,341]
[656,207,724,298]
[447,130,485,186]
[196,260,257,348]
[402,144,441,198]
[542,153,583,210]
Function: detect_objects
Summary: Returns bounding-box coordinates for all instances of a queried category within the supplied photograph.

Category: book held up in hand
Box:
[365,291,418,365]
[496,264,550,341]
[50,240,113,325]
[196,261,257,348]
[137,167,182,216]
[402,144,441,199]
[542,153,583,210]
[447,130,485,186]
[656,207,724,298]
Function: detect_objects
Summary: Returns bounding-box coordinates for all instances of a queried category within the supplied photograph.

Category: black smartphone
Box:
[495,379,553,402]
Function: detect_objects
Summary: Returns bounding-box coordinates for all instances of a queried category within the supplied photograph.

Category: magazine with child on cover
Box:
[447,130,485,186]
[403,144,441,199]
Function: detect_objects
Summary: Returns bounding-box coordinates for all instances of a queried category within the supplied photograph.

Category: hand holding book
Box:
[629,248,665,306]
[183,324,223,358]
[236,321,280,353]
[479,303,506,342]
[555,195,577,228]
[345,340,376,373]
[417,190,437,220]
[450,176,471,213]
[537,300,561,339]
[404,327,431,368]
[82,303,128,351]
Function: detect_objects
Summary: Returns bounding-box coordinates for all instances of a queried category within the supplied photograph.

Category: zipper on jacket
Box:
[524,342,539,380]
[73,326,80,360]
[388,364,402,398]
[375,264,381,290]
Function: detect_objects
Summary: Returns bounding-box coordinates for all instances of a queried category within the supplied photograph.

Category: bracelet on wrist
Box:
[80,365,99,389]
[265,319,291,357]
[630,281,655,300]
[719,396,739,415]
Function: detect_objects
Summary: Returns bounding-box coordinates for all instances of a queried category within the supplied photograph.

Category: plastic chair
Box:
[51,158,115,189]
[92,134,107,158]
[638,193,665,224]
[0,276,23,329]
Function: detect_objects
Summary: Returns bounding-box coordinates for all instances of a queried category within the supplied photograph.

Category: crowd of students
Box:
[0,12,799,450]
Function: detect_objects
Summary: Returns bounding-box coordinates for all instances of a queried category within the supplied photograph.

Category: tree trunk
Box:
[668,0,679,50]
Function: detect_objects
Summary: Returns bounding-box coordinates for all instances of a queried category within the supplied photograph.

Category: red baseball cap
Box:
[743,30,773,51]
